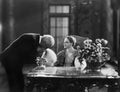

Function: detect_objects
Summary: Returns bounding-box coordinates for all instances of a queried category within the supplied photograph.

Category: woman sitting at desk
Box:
[54,36,87,92]
[54,36,87,69]
[54,36,77,67]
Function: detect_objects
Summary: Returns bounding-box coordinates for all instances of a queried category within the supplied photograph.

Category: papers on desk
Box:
[56,67,85,76]
[30,67,80,75]
[28,66,57,76]
[27,67,84,77]
[101,68,118,77]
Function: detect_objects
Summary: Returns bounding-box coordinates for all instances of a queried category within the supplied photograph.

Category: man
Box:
[0,33,55,92]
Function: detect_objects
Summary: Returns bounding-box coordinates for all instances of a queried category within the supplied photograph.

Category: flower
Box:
[78,38,110,69]
[36,56,47,66]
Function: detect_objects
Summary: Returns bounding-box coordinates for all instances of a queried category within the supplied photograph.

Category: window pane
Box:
[63,17,68,27]
[63,6,69,13]
[56,6,62,13]
[57,28,63,36]
[50,18,55,27]
[50,27,56,36]
[56,36,64,52]
[50,6,56,13]
[50,5,70,14]
[57,27,68,37]
[49,16,69,53]
[57,18,62,27]
[63,28,68,36]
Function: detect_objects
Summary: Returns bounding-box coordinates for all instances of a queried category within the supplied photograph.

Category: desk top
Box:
[23,66,120,79]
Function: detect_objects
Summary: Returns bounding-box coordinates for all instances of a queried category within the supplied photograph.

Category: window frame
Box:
[49,4,71,52]
[49,4,71,14]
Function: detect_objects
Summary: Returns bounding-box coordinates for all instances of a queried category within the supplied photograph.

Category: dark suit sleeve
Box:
[0,33,40,92]
[1,33,39,67]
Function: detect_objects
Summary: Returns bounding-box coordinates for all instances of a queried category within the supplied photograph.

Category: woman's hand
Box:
[36,57,47,66]
[74,57,87,71]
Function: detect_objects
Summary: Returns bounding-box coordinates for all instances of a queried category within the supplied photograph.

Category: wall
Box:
[14,0,44,37]
[2,0,45,50]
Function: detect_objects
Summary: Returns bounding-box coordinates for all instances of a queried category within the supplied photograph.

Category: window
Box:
[49,5,70,13]
[50,17,68,36]
[49,5,70,52]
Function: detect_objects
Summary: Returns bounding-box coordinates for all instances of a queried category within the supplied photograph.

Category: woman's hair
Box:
[66,36,76,46]
[40,35,55,48]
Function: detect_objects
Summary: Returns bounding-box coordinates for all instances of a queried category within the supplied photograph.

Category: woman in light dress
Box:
[55,36,87,70]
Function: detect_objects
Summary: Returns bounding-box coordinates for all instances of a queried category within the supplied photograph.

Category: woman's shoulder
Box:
[46,48,56,54]
[46,48,57,58]
[57,50,65,56]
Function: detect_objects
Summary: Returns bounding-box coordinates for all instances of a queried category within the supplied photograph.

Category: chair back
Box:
[71,35,88,49]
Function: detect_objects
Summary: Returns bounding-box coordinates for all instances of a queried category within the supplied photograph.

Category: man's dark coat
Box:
[0,33,41,92]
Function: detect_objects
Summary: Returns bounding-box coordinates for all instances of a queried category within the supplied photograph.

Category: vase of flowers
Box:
[78,38,111,72]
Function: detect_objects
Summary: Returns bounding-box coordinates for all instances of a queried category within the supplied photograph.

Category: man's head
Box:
[39,35,55,49]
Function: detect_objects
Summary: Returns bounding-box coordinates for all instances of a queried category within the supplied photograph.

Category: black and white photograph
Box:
[0,0,120,92]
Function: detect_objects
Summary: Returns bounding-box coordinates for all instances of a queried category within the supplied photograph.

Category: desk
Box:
[23,67,120,92]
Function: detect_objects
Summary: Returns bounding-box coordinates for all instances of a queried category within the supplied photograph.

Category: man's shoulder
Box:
[17,33,40,42]
[21,33,40,36]
[20,33,40,38]
[46,48,56,56]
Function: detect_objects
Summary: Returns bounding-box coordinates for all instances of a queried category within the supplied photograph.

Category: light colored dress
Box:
[42,48,57,66]
[65,50,76,67]
[74,57,87,70]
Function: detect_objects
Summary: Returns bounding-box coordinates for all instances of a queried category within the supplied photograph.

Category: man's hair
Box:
[40,35,55,49]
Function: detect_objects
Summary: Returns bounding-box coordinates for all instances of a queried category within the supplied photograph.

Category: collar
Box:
[39,36,42,44]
